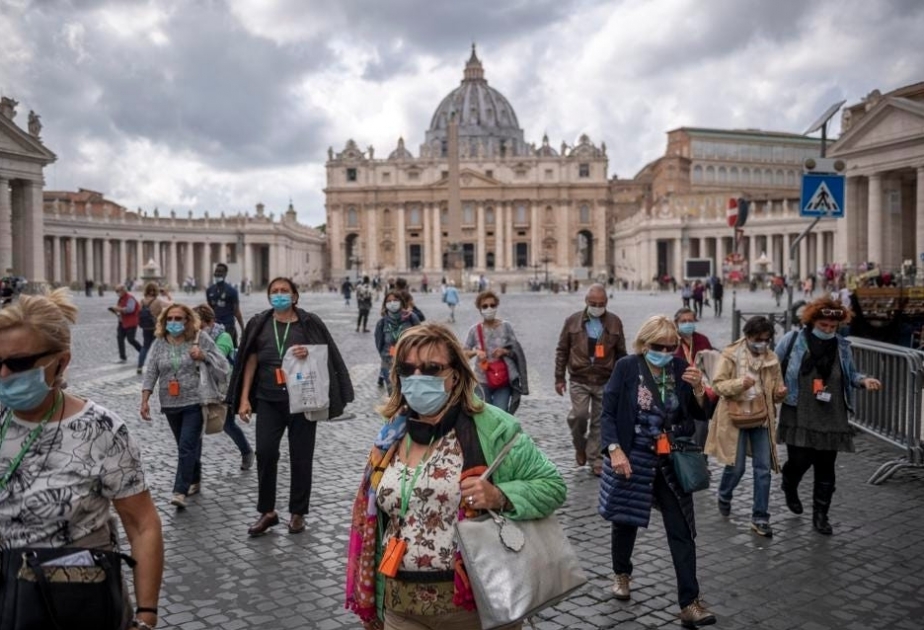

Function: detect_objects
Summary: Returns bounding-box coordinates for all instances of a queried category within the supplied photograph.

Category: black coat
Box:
[226,308,355,418]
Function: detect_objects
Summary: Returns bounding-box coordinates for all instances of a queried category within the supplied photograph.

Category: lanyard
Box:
[657,370,667,402]
[399,434,435,521]
[169,342,185,375]
[274,320,291,359]
[0,392,63,491]
[682,339,693,364]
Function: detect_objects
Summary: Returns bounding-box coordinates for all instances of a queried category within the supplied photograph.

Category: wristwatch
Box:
[607,443,621,452]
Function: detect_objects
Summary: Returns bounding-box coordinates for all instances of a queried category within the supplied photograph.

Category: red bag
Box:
[477,324,510,389]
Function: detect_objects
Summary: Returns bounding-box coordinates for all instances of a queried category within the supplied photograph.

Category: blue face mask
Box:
[165,321,185,336]
[400,375,450,416]
[0,365,53,411]
[678,322,696,336]
[812,328,837,341]
[645,350,674,368]
[270,294,293,311]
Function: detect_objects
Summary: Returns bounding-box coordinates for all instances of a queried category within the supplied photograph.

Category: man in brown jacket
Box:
[555,284,627,475]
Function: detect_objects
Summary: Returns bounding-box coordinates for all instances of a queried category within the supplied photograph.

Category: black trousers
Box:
[782,443,838,486]
[357,309,370,331]
[255,398,318,515]
[117,325,142,360]
[611,467,700,608]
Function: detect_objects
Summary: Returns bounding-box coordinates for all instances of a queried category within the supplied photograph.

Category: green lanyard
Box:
[274,320,291,359]
[0,392,64,491]
[169,342,185,375]
[399,434,435,522]
[658,371,667,402]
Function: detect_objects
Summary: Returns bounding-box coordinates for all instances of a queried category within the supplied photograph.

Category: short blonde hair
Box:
[378,322,485,419]
[633,315,679,354]
[155,303,200,341]
[0,288,78,354]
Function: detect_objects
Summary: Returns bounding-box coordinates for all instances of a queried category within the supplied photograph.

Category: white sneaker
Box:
[170,493,187,509]
[188,483,200,496]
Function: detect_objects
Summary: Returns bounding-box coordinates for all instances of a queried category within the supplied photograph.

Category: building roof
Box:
[670,126,823,144]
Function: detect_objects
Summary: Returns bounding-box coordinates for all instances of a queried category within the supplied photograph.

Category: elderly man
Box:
[112,285,143,363]
[555,284,627,475]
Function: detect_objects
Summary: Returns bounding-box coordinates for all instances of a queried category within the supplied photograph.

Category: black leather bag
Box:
[0,547,135,630]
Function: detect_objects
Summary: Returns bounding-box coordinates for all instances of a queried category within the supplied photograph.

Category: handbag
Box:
[454,432,587,629]
[726,393,769,430]
[670,437,710,493]
[0,547,135,630]
[476,324,510,389]
[195,331,228,435]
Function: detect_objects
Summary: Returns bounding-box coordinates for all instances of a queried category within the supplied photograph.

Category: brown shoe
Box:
[247,512,279,537]
[612,573,631,600]
[288,514,306,534]
[575,448,587,467]
[680,599,716,628]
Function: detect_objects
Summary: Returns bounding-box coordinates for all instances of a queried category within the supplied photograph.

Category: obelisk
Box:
[446,111,463,286]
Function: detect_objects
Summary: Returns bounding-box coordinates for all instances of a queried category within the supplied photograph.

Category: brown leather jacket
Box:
[555,310,627,386]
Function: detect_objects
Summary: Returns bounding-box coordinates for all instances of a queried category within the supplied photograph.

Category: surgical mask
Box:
[678,322,696,336]
[0,365,53,411]
[166,321,185,336]
[213,275,225,284]
[481,307,497,320]
[386,301,402,313]
[587,306,606,318]
[645,350,674,368]
[400,375,449,416]
[270,294,292,310]
[748,341,769,354]
[812,328,836,341]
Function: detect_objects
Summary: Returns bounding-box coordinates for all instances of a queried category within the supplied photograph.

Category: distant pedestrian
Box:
[707,316,787,537]
[138,282,167,374]
[85,278,93,297]
[355,275,373,332]
[112,285,143,363]
[599,315,715,627]
[692,281,705,319]
[711,277,724,317]
[681,282,692,309]
[775,298,881,535]
[374,290,420,393]
[555,283,628,476]
[442,279,459,322]
[421,272,429,294]
[341,277,353,306]
[401,288,426,322]
[206,263,243,346]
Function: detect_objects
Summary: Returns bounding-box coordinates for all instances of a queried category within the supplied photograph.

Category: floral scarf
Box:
[345,414,481,624]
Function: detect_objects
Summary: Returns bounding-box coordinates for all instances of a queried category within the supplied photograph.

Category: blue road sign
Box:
[801,173,845,218]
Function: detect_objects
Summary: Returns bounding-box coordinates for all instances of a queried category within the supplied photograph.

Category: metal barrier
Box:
[847,336,924,484]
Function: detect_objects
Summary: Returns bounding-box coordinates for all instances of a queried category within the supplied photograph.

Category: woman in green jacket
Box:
[346,322,566,630]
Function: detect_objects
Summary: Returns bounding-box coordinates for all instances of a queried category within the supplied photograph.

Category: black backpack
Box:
[139,300,156,330]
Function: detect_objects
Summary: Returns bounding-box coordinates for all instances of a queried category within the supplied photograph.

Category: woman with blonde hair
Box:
[0,289,163,630]
[140,303,228,509]
[599,315,715,628]
[346,322,565,630]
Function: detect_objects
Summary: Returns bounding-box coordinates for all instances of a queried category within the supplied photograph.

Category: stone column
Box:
[916,167,924,264]
[167,240,177,288]
[0,176,11,275]
[504,203,514,271]
[84,238,94,284]
[396,205,407,271]
[868,173,883,266]
[51,236,62,284]
[837,177,858,265]
[432,204,442,272]
[530,202,540,266]
[798,234,808,278]
[476,202,486,270]
[496,203,506,270]
[200,243,211,286]
[367,204,378,269]
[22,181,46,283]
[556,202,569,269]
[422,202,432,270]
[185,242,194,287]
[67,237,77,283]
[102,239,112,287]
[673,238,683,280]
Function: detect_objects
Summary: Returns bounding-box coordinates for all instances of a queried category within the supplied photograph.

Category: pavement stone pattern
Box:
[58,286,924,629]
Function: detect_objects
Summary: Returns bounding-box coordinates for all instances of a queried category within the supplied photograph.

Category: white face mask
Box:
[481,307,497,320]
[587,306,606,318]
[385,301,401,313]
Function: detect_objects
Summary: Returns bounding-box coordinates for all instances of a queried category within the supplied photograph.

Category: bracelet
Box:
[136,606,158,615]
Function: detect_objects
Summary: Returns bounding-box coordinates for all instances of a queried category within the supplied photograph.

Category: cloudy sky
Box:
[1,0,922,227]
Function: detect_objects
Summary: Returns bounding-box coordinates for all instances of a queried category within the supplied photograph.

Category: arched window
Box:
[775,169,784,185]
[705,166,715,183]
[545,205,553,224]
[763,169,772,185]
[718,166,727,183]
[742,167,751,183]
[579,204,590,224]
[383,208,392,227]
[729,166,739,183]
[347,206,358,227]
[515,203,527,224]
[485,207,495,225]
[786,170,796,186]
[692,165,704,183]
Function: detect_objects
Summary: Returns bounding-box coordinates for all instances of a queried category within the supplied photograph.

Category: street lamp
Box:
[531,262,540,288]
[541,253,553,290]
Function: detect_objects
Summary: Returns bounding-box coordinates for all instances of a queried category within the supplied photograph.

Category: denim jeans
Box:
[164,404,204,495]
[138,328,155,369]
[117,325,142,361]
[223,406,252,456]
[477,383,511,412]
[718,426,772,523]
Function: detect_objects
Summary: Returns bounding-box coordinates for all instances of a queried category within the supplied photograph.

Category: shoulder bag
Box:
[670,436,710,493]
[726,394,770,429]
[195,331,228,435]
[476,324,510,390]
[454,432,587,629]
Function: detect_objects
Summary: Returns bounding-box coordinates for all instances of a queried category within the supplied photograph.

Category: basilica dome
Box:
[422,46,526,159]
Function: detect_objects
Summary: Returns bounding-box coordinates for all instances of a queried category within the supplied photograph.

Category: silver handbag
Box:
[454,432,587,629]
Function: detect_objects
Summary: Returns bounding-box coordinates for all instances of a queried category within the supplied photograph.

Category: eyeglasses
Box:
[0,350,56,373]
[820,308,844,318]
[165,316,187,322]
[586,301,606,308]
[649,343,678,353]
[480,303,498,308]
[395,361,450,377]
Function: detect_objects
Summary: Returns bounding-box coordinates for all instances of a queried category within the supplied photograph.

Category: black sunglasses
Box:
[0,350,57,373]
[480,303,498,308]
[395,361,449,377]
[165,316,187,322]
[650,343,678,353]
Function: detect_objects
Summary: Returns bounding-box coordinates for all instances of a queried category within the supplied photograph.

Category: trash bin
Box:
[98,284,105,297]
[500,282,507,294]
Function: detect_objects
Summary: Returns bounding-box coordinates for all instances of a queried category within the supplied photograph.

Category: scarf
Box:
[801,328,838,379]
[206,322,226,341]
[345,410,483,624]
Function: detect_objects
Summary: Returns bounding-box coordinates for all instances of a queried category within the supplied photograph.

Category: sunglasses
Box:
[820,308,844,318]
[395,361,449,377]
[165,316,187,322]
[481,303,498,308]
[650,343,678,353]
[0,350,56,373]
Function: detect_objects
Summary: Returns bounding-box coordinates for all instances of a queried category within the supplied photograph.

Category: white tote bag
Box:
[281,345,330,414]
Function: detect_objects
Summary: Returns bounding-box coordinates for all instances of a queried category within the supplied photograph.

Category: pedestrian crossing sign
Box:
[801,173,845,218]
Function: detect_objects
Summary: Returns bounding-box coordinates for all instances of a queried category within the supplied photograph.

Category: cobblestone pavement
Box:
[62,286,924,629]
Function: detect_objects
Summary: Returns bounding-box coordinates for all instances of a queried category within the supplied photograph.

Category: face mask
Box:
[645,350,674,368]
[166,321,186,336]
[270,294,292,310]
[400,375,449,416]
[0,365,53,411]
[678,322,696,336]
[587,306,606,318]
[812,328,836,341]
[213,275,225,284]
[481,307,497,320]
[386,301,402,313]
[748,341,769,354]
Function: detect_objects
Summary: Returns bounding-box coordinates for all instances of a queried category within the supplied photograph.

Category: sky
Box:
[1,0,922,227]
